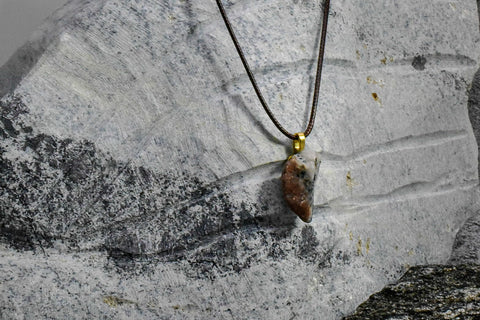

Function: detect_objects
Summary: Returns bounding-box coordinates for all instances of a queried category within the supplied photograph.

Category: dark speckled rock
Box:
[343,265,480,320]
[449,212,480,265]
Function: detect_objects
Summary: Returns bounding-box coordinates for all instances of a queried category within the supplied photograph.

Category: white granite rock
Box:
[0,0,479,319]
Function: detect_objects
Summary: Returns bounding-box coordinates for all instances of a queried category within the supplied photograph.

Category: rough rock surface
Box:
[469,68,480,174]
[446,16,480,264]
[343,265,480,320]
[450,212,480,265]
[0,0,479,319]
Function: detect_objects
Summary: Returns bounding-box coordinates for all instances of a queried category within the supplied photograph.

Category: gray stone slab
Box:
[1,0,479,319]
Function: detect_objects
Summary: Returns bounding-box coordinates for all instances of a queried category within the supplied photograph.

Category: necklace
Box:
[216,0,330,223]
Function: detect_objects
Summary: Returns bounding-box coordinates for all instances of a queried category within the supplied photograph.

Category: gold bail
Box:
[293,132,306,154]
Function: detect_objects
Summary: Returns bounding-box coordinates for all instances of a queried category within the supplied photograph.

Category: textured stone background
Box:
[0,0,479,319]
[0,0,69,67]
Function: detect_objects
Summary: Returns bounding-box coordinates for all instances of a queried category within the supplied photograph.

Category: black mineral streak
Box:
[297,225,320,260]
[0,95,334,279]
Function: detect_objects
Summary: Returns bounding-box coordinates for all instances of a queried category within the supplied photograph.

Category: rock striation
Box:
[0,0,479,319]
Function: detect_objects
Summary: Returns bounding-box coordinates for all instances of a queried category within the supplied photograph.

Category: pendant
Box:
[281,133,319,223]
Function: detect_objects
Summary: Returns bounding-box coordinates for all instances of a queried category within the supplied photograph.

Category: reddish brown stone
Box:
[281,152,318,223]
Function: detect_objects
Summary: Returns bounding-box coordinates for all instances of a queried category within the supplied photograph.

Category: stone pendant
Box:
[281,150,319,223]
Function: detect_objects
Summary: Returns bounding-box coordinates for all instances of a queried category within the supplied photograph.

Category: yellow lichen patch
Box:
[408,249,414,256]
[363,159,367,164]
[168,15,176,22]
[366,238,371,254]
[380,56,394,65]
[103,296,136,308]
[357,238,363,256]
[346,171,355,189]
[367,76,385,88]
[349,231,353,241]
[372,93,382,106]
[356,50,361,60]
[103,296,117,307]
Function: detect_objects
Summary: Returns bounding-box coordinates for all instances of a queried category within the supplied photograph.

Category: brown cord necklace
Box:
[216,0,331,223]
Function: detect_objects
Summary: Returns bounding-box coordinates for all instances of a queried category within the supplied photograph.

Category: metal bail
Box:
[292,132,306,154]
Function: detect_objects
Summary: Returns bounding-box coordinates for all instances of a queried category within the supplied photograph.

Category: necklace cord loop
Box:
[216,0,330,140]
